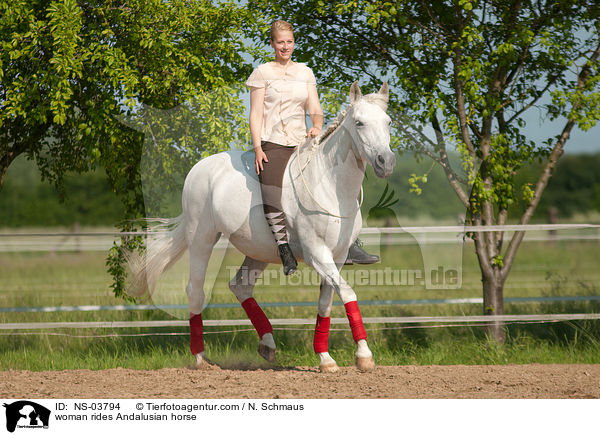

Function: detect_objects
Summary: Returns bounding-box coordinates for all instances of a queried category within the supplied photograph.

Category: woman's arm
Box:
[306,84,324,138]
[250,86,268,174]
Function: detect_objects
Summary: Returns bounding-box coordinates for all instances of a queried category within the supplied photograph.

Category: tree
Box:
[251,0,600,341]
[1,0,260,197]
[1,0,265,298]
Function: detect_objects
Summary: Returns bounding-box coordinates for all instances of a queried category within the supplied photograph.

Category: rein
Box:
[296,114,364,219]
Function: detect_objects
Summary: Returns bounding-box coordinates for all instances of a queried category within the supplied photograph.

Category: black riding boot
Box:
[345,238,380,265]
[278,243,298,275]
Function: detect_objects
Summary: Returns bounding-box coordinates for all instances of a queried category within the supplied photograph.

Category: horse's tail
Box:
[125,215,187,299]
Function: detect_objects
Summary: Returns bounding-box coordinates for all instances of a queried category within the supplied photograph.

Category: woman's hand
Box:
[307,126,322,138]
[255,147,268,174]
[306,83,324,140]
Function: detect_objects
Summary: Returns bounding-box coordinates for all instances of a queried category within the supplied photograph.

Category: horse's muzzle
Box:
[373,151,396,178]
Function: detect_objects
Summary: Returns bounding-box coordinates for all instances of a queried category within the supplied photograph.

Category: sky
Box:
[522,106,600,154]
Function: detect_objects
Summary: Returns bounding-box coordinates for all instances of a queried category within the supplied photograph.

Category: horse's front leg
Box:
[315,280,338,372]
[308,253,375,372]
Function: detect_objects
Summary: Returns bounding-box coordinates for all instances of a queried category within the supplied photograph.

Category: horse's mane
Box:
[314,107,348,146]
[313,92,387,146]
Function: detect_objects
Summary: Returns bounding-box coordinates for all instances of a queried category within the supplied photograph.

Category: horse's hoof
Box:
[319,362,340,373]
[191,354,219,370]
[356,356,375,372]
[258,343,276,363]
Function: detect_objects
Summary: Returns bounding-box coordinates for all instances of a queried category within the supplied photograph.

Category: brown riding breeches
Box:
[257,141,296,245]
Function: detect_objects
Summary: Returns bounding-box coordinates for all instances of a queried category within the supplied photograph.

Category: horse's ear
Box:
[379,82,389,101]
[349,81,362,104]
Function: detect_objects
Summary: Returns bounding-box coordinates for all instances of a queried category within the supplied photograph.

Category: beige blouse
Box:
[246,62,317,147]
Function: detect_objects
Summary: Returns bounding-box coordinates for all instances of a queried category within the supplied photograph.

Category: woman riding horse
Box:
[247,20,378,275]
[125,21,395,371]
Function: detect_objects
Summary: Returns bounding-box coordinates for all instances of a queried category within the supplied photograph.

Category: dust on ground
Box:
[1,364,598,399]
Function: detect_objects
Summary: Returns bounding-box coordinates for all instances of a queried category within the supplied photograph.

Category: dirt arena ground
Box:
[1,364,599,399]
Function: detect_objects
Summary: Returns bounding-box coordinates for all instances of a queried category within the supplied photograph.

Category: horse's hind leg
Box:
[228,256,274,362]
[187,234,220,367]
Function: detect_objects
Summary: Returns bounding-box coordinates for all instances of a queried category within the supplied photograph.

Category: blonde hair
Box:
[270,20,294,40]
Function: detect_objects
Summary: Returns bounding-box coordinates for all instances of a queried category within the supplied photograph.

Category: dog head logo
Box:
[3,401,50,432]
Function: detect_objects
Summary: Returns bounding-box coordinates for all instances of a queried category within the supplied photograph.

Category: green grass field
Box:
[1,230,599,370]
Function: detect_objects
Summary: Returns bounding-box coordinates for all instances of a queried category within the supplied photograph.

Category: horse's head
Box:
[345,81,396,178]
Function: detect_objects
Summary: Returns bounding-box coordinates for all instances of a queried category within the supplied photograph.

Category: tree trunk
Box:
[482,272,506,343]
[0,156,11,192]
[0,143,19,193]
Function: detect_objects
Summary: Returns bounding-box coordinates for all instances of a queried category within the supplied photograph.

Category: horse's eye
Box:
[355,120,364,127]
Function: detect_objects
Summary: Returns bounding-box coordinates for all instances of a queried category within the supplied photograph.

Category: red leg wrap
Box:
[189,313,204,355]
[313,315,331,353]
[241,298,273,338]
[345,301,367,342]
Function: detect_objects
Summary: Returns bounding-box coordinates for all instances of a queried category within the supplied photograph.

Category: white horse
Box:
[127,82,396,372]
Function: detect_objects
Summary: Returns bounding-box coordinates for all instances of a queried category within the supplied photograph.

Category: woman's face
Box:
[270,30,294,62]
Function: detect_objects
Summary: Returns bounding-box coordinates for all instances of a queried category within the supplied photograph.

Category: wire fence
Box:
[0,314,599,339]
[2,295,600,314]
[1,224,599,338]
[1,224,599,251]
